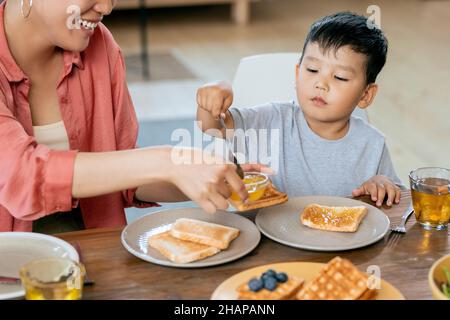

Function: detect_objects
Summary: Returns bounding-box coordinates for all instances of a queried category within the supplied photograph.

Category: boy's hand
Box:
[197,81,233,119]
[352,175,401,207]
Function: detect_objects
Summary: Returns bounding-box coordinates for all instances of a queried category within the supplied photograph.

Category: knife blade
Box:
[218,117,244,179]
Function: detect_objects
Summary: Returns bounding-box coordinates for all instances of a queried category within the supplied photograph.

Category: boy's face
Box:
[296,42,375,123]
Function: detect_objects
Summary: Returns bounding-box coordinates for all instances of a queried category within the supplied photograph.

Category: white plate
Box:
[121,208,261,268]
[211,262,405,300]
[0,232,79,300]
[256,196,390,251]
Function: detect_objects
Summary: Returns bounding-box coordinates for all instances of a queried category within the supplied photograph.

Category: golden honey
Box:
[305,206,355,227]
[23,283,83,300]
[230,172,269,203]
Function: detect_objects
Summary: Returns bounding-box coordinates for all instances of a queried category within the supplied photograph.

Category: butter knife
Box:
[218,117,244,179]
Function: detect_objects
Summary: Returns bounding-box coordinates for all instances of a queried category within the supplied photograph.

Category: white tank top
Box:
[32,120,70,150]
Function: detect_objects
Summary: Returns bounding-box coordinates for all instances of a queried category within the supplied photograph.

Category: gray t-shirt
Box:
[229,102,404,197]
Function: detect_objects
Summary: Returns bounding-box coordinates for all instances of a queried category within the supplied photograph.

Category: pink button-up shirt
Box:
[0,2,158,232]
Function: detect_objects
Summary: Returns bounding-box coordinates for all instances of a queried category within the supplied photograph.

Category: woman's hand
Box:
[134,151,276,206]
[168,148,248,214]
[352,175,401,207]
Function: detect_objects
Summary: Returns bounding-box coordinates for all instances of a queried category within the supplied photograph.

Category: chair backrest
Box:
[231,52,368,121]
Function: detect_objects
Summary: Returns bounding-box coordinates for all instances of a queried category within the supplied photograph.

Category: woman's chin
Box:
[60,38,90,53]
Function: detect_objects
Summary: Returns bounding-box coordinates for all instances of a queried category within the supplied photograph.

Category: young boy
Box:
[196,12,404,207]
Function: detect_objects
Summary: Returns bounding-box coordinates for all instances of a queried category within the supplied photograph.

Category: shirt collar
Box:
[64,50,85,72]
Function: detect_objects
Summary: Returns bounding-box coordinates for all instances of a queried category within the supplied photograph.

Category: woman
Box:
[0,0,258,233]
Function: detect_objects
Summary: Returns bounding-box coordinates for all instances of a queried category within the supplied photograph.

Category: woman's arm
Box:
[72,146,248,213]
[135,181,188,203]
[73,146,189,203]
[72,146,172,198]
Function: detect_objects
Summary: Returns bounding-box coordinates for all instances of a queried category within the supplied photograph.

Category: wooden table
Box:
[57,190,450,300]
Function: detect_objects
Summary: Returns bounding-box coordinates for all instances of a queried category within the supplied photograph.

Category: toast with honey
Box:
[170,218,240,250]
[300,204,367,232]
[148,231,220,264]
[230,182,288,212]
[296,257,376,300]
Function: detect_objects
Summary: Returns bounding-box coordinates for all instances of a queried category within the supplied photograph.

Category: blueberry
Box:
[275,272,288,283]
[263,277,277,291]
[248,278,264,292]
[261,273,276,282]
[263,269,277,278]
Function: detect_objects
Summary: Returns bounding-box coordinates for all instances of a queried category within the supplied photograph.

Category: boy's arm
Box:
[352,142,404,207]
[196,81,235,139]
[196,108,235,139]
[376,143,406,189]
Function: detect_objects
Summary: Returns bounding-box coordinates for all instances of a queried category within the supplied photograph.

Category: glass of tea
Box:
[19,257,85,300]
[409,167,450,230]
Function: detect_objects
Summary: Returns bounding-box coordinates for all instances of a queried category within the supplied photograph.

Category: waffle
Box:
[237,276,304,300]
[300,204,368,232]
[296,257,376,300]
[230,182,288,212]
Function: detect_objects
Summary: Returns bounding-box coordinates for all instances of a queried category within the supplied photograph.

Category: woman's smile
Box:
[77,17,101,31]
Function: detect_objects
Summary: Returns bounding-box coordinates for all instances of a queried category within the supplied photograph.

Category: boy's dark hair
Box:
[300,12,388,84]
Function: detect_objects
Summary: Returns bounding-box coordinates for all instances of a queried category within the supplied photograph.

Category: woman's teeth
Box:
[77,18,98,30]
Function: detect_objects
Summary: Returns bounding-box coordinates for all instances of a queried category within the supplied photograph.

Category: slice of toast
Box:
[237,276,304,300]
[148,231,220,264]
[230,183,288,212]
[296,257,376,300]
[300,204,368,232]
[170,218,240,250]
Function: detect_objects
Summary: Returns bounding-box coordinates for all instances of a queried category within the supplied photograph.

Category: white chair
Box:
[231,52,368,121]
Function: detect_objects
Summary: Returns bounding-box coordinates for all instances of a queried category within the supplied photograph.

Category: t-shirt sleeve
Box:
[229,103,278,132]
[377,143,406,189]
[228,103,279,164]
